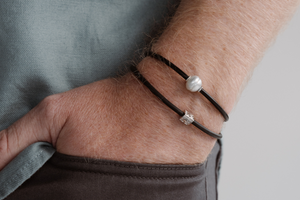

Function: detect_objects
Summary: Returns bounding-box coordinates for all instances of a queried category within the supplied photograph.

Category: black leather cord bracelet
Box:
[130,65,222,139]
[146,51,229,122]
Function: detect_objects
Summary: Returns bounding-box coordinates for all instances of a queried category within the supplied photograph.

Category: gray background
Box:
[219,7,300,200]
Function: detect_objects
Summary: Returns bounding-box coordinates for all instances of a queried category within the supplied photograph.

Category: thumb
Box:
[0,95,65,170]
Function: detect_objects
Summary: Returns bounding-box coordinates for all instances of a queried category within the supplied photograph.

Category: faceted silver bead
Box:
[180,111,194,125]
[186,76,202,92]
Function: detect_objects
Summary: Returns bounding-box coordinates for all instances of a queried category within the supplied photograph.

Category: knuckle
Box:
[38,94,63,123]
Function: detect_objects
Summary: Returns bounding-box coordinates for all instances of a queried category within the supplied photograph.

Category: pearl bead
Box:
[186,76,202,92]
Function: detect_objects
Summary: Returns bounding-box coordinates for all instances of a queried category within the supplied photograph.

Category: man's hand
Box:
[0,72,218,170]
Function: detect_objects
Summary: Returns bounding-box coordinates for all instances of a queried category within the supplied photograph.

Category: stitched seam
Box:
[58,168,201,180]
[2,150,44,189]
[54,157,202,171]
[205,177,208,200]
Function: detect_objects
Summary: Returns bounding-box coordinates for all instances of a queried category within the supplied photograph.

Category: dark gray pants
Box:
[6,140,222,200]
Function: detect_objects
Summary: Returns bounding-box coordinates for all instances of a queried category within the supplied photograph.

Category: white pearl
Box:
[186,76,202,92]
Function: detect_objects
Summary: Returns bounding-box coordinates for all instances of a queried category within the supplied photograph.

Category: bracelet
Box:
[130,65,222,139]
[146,51,229,122]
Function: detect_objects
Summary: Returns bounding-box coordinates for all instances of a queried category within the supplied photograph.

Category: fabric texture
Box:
[5,140,222,200]
[0,0,179,130]
[0,142,55,200]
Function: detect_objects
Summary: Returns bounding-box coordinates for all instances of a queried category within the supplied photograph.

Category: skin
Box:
[0,0,299,170]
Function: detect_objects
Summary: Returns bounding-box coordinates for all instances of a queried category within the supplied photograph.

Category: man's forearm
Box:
[123,0,300,163]
[143,0,299,113]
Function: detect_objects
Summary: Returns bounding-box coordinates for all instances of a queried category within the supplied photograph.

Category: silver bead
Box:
[186,76,202,92]
[180,111,194,125]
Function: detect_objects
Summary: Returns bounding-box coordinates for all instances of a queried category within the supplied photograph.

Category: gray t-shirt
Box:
[0,0,179,198]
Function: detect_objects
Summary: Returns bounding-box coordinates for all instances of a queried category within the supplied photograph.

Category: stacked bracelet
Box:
[130,65,223,139]
[146,51,229,122]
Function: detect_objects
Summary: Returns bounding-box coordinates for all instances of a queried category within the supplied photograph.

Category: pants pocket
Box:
[6,142,222,200]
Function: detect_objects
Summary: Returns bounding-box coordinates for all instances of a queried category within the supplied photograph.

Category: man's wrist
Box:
[136,56,226,134]
[116,57,225,164]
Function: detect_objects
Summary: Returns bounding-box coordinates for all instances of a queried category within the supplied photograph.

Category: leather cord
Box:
[131,65,222,139]
[146,51,229,122]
